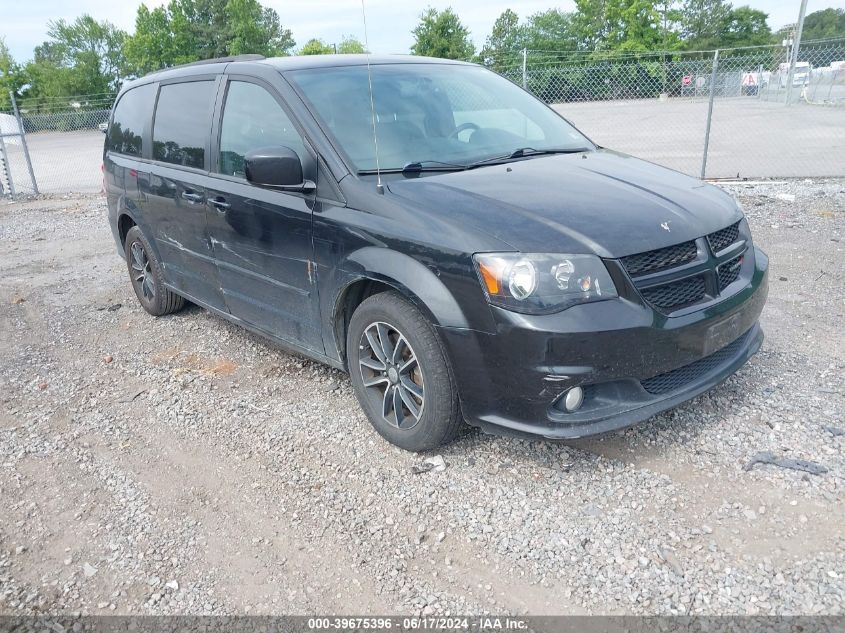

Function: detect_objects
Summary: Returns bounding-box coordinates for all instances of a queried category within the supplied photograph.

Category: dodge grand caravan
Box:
[104,54,768,451]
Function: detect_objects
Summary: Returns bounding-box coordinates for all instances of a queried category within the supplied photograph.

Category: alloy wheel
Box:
[130,241,155,301]
[358,321,425,429]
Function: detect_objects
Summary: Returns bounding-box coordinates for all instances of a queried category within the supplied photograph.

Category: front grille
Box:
[718,255,743,291]
[707,222,740,253]
[622,221,746,313]
[641,329,752,395]
[640,276,706,310]
[621,241,697,277]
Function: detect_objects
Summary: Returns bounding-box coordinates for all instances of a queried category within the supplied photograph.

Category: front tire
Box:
[124,226,185,316]
[347,292,463,451]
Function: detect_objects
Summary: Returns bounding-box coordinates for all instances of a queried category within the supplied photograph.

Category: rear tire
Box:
[347,292,463,451]
[124,226,185,316]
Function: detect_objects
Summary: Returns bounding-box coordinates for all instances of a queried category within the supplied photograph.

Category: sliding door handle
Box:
[181,191,204,203]
[208,197,231,211]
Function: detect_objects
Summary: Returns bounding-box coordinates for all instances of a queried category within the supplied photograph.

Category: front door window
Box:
[218,81,306,177]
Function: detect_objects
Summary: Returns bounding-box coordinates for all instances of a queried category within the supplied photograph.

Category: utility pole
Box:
[785,0,809,105]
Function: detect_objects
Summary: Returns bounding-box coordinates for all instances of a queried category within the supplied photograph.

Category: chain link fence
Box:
[494,40,845,105]
[1,93,112,196]
[1,40,844,197]
[486,39,845,178]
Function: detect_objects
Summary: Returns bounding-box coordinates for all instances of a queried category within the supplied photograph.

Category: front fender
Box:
[340,247,471,329]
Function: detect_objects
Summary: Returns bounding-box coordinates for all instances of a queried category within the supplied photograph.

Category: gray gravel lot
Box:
[0,180,843,616]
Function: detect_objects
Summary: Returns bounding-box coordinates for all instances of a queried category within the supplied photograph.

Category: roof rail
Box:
[148,54,265,75]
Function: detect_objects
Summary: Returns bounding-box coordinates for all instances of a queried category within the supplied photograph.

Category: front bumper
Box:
[437,246,769,440]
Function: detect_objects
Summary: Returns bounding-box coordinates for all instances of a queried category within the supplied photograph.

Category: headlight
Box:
[473,252,617,314]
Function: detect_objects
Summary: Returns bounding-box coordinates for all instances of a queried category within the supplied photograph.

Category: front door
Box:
[205,78,322,353]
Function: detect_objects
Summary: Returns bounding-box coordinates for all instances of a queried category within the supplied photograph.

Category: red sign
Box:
[682,75,692,86]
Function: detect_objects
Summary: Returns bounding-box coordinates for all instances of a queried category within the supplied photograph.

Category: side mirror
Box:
[244,146,315,193]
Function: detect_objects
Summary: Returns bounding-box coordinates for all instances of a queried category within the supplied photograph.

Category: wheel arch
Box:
[117,212,137,248]
[331,248,470,368]
[116,211,167,272]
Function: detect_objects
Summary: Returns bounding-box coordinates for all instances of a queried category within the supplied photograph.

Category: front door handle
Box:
[208,197,230,211]
[181,191,204,203]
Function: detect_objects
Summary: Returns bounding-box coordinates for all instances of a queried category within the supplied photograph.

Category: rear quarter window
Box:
[107,83,155,156]
[152,81,215,169]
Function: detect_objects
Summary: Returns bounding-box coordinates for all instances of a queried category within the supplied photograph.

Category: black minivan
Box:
[104,54,768,451]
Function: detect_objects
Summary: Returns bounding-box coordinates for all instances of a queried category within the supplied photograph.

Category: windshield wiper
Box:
[401,160,468,174]
[357,150,589,176]
[357,160,468,176]
[467,147,590,169]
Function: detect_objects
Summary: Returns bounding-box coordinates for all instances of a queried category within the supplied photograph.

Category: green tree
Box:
[124,0,295,76]
[572,0,608,50]
[228,0,273,55]
[22,15,127,107]
[47,15,127,85]
[299,39,335,55]
[123,5,180,75]
[337,36,367,54]
[800,8,845,42]
[618,0,664,50]
[479,9,525,68]
[176,0,229,59]
[23,47,80,107]
[518,10,579,102]
[720,6,771,47]
[229,1,295,56]
[679,0,733,49]
[677,0,771,50]
[0,38,28,109]
[523,9,577,52]
[654,0,683,51]
[411,7,475,60]
[574,0,663,52]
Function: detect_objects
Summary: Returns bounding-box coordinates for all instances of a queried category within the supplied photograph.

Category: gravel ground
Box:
[0,179,843,616]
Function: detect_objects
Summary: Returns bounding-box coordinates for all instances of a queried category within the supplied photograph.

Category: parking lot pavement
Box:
[555,98,845,178]
[3,130,104,195]
[0,181,843,615]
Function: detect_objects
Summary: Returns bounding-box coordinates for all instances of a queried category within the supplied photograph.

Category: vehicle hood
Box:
[385,149,743,258]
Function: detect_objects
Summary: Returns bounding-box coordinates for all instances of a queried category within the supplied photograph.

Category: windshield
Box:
[288,63,593,172]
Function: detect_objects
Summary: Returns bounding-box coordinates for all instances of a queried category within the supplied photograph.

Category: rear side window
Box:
[152,81,215,169]
[107,84,155,156]
[218,81,306,177]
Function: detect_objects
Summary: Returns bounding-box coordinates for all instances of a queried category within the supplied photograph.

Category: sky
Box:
[2,0,843,62]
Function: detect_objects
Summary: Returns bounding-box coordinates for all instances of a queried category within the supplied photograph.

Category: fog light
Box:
[563,386,584,412]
